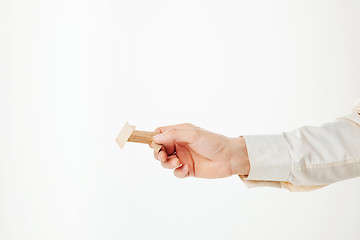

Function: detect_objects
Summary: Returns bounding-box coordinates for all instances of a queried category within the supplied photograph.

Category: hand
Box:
[152,123,250,179]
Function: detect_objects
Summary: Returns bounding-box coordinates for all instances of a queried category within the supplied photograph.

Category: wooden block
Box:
[116,122,136,149]
[116,122,162,153]
[128,130,156,144]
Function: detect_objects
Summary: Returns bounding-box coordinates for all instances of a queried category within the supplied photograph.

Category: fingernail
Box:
[153,134,163,141]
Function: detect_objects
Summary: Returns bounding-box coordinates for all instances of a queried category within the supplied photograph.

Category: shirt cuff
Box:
[239,175,326,192]
[242,135,292,181]
[239,175,282,189]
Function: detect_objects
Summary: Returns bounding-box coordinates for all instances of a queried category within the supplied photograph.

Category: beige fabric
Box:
[239,175,326,192]
[240,98,360,192]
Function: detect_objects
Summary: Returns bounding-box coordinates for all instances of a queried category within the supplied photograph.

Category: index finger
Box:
[154,123,194,134]
[152,123,195,159]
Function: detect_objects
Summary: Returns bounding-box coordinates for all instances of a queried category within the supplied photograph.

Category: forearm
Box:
[238,112,360,190]
[284,116,360,186]
[233,97,360,191]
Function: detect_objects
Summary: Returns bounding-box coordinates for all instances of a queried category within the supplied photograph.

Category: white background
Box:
[1,0,360,239]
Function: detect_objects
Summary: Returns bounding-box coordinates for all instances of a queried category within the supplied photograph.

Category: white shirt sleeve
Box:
[239,98,360,192]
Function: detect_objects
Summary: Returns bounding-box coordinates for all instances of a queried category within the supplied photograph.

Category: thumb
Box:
[153,128,197,144]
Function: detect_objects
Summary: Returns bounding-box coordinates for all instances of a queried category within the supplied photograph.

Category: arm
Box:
[152,98,360,191]
[241,98,360,191]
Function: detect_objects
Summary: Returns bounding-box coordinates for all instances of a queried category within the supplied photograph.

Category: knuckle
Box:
[161,161,167,168]
[174,171,181,178]
[161,160,172,169]
[167,128,178,135]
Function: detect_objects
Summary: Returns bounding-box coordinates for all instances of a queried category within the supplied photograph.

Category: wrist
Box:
[229,136,250,176]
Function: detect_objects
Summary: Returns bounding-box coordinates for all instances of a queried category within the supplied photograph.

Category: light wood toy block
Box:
[116,122,162,153]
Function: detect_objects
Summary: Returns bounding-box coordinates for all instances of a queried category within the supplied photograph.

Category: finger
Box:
[154,124,195,155]
[174,163,190,178]
[164,142,175,155]
[154,123,194,134]
[153,144,166,160]
[153,128,198,145]
[154,149,168,162]
[157,141,175,156]
[153,128,175,155]
[161,156,181,169]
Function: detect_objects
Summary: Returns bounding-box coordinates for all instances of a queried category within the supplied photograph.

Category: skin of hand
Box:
[152,123,250,179]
